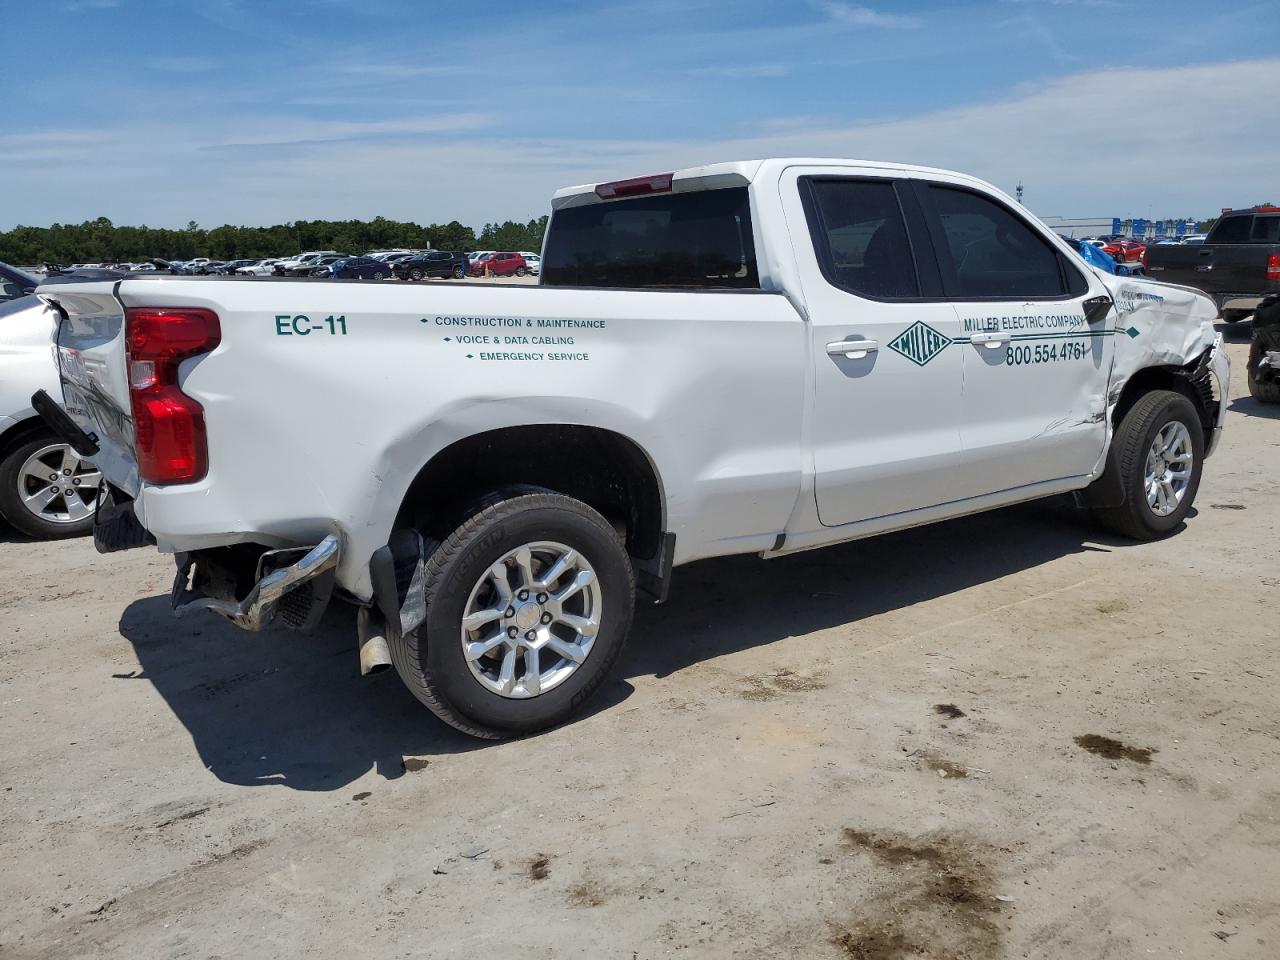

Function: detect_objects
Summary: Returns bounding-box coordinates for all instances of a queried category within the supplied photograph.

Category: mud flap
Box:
[368,529,434,640]
[92,484,156,554]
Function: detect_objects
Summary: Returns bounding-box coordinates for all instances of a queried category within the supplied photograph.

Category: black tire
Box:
[373,271,384,280]
[515,266,528,277]
[1090,390,1204,540]
[1247,337,1280,403]
[409,268,424,281]
[1221,309,1251,324]
[389,493,635,738]
[453,265,465,279]
[0,432,96,540]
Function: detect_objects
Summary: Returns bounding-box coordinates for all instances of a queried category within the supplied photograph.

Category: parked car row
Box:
[41,248,545,283]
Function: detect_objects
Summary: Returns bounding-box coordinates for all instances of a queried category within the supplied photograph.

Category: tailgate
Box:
[38,281,140,496]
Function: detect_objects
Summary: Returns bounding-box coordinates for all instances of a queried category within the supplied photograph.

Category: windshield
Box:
[541,186,758,289]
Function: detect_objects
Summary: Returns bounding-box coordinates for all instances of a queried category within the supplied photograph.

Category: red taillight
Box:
[1268,253,1280,283]
[1141,247,1150,267]
[125,307,221,485]
[594,172,673,199]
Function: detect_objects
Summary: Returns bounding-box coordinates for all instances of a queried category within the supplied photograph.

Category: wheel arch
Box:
[0,413,53,458]
[393,423,668,569]
[1109,356,1216,442]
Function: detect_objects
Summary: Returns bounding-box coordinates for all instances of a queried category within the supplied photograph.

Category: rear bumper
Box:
[1219,295,1262,314]
[172,535,341,631]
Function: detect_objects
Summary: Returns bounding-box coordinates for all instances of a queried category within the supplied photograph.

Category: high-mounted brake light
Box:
[1267,253,1280,283]
[1254,204,1280,212]
[594,172,674,200]
[125,307,221,485]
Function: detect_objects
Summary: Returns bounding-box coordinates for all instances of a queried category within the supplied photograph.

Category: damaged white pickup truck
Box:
[36,158,1229,738]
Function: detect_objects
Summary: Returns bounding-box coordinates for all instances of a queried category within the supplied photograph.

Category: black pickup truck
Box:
[1144,206,1280,322]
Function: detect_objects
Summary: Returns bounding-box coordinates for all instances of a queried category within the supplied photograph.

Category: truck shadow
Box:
[1228,395,1280,420]
[623,499,1118,682]
[117,498,1123,790]
[117,598,635,792]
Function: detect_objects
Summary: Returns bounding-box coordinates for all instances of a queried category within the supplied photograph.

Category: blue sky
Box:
[2,0,1277,229]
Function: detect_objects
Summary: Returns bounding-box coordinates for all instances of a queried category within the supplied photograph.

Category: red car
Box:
[469,251,529,277]
[1103,239,1146,263]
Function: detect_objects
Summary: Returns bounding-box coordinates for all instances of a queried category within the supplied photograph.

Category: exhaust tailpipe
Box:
[357,607,393,676]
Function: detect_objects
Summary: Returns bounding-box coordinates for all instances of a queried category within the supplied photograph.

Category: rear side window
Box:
[1251,216,1280,242]
[1209,216,1252,243]
[542,186,758,289]
[804,179,919,299]
[927,185,1072,299]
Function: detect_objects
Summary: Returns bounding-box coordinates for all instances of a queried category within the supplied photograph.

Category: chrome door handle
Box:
[826,339,878,359]
[969,331,1010,349]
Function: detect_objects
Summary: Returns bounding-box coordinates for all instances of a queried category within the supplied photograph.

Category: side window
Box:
[804,179,919,299]
[1209,215,1252,243]
[926,185,1069,299]
[1251,216,1280,242]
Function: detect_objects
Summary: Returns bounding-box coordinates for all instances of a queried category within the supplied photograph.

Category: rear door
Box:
[782,168,967,526]
[914,180,1114,495]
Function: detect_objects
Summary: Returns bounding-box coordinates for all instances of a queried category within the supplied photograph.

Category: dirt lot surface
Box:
[2,325,1277,960]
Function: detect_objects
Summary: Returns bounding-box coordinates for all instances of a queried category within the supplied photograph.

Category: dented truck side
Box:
[37,158,1229,737]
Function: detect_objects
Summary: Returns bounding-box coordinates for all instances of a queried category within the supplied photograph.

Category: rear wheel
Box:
[1090,390,1203,540]
[453,265,465,279]
[1247,337,1280,403]
[389,492,635,738]
[515,266,528,277]
[0,434,101,539]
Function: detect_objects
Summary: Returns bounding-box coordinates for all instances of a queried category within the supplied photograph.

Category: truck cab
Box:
[1144,205,1280,321]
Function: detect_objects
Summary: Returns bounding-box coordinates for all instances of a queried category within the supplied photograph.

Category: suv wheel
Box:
[373,270,385,280]
[1090,390,1204,540]
[515,266,528,277]
[1247,337,1280,403]
[453,265,465,279]
[409,268,424,281]
[389,493,635,738]
[0,434,102,539]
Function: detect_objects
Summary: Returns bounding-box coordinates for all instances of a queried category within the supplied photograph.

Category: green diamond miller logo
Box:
[888,321,951,366]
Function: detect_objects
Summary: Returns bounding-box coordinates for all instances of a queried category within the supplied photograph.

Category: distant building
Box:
[1039,215,1201,241]
[1038,217,1114,239]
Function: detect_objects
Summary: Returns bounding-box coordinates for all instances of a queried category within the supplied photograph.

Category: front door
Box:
[783,169,967,527]
[913,181,1115,494]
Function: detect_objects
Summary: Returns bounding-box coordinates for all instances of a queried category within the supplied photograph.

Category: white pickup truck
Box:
[37,158,1229,739]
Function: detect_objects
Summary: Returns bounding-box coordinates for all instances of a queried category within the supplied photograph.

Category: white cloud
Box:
[817,2,921,28]
[1,59,1277,229]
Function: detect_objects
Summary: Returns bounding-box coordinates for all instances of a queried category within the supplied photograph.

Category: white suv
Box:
[0,290,100,538]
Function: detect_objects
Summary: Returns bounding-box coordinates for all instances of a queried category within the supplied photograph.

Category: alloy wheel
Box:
[459,541,602,699]
[1144,421,1193,517]
[17,443,101,525]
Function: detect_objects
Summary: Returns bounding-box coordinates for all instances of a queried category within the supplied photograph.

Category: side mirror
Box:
[22,286,36,296]
[1083,295,1113,324]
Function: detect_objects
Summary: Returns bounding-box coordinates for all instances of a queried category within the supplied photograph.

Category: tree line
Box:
[0,215,550,265]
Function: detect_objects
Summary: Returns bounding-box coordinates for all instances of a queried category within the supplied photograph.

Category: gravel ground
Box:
[1,324,1277,960]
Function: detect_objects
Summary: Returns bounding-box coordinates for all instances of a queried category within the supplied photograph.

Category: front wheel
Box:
[515,266,527,277]
[373,271,384,280]
[409,268,424,281]
[453,265,465,279]
[1090,390,1203,540]
[389,493,635,738]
